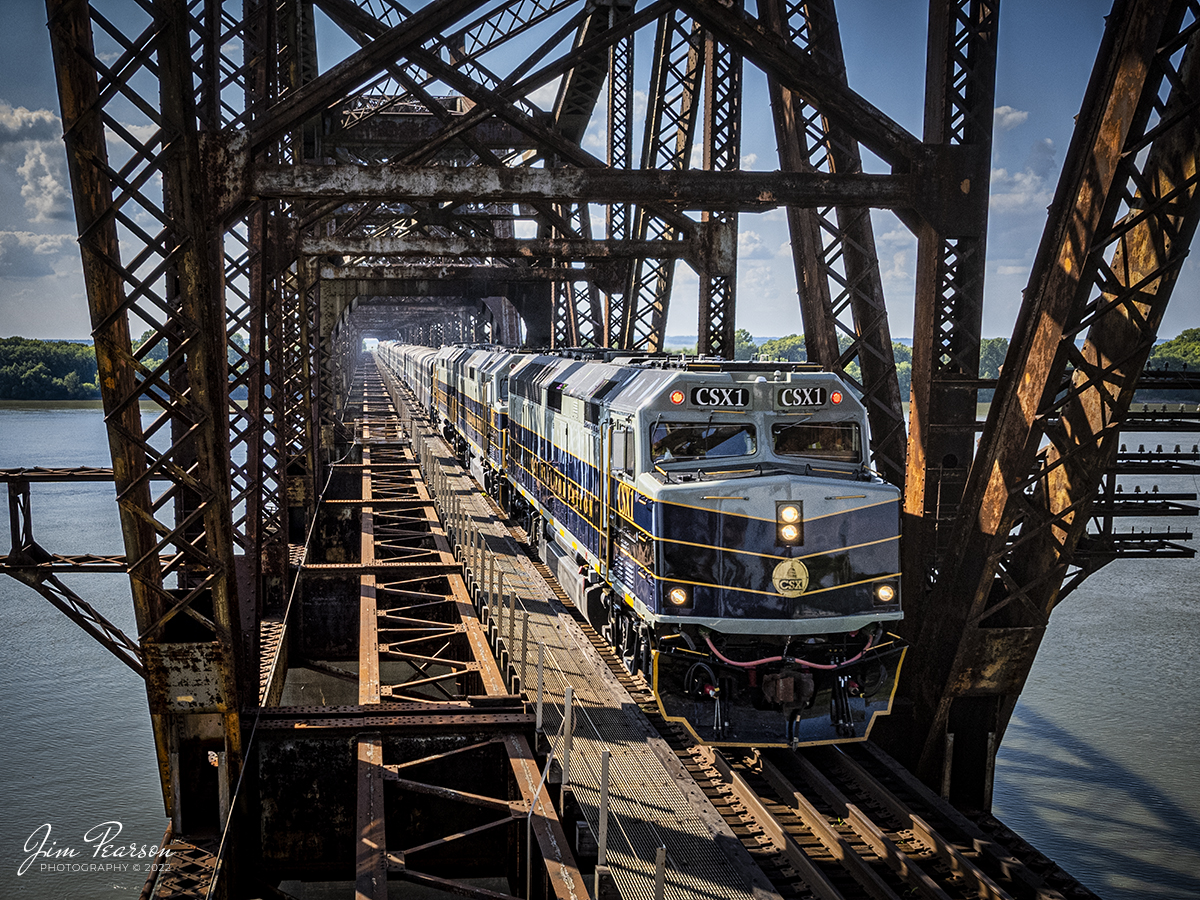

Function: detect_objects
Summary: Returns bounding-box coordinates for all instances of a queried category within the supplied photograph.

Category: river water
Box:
[0,405,1197,898]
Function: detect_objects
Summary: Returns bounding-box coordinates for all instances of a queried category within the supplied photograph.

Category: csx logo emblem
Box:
[772,559,810,597]
[777,387,826,407]
[689,387,749,407]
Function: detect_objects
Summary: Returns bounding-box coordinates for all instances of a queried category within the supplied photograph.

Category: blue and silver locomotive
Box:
[377,343,905,747]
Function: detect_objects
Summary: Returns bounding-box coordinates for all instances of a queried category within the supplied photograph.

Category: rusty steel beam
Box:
[4,477,144,673]
[898,0,998,659]
[0,467,124,482]
[46,0,248,843]
[762,0,906,487]
[547,1,629,348]
[696,7,743,359]
[621,9,704,351]
[892,0,1200,808]
[253,163,912,209]
[4,571,145,674]
[247,0,493,153]
[313,0,593,260]
[604,9,635,347]
[357,734,389,900]
[318,264,605,283]
[303,234,701,259]
[677,0,921,168]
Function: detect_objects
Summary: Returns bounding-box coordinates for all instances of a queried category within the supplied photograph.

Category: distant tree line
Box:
[3,329,1197,402]
[727,327,1200,400]
[728,330,1009,401]
[0,336,101,399]
[0,332,251,401]
[1145,327,1200,370]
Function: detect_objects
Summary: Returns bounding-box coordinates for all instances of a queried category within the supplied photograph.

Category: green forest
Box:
[0,333,248,400]
[0,336,100,399]
[1,329,1198,401]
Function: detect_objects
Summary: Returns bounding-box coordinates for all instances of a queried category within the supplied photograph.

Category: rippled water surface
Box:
[993,517,1200,899]
[0,407,165,898]
[0,407,1196,898]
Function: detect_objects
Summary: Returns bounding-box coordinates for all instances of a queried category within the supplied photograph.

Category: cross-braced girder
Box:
[884,0,1200,809]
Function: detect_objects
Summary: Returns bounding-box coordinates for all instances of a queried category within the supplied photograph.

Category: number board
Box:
[776,386,826,408]
[689,386,749,407]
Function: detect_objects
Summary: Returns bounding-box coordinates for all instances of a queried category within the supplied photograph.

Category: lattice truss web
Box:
[249,0,910,373]
[48,0,1200,623]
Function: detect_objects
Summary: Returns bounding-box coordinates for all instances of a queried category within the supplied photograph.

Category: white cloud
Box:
[583,127,606,150]
[738,229,773,259]
[880,249,911,289]
[0,231,75,277]
[996,264,1028,276]
[994,105,1029,131]
[0,102,73,223]
[990,166,1053,213]
[876,226,915,248]
[0,102,60,145]
[740,153,758,168]
[17,143,72,222]
[741,261,776,294]
[117,122,160,145]
[527,77,562,110]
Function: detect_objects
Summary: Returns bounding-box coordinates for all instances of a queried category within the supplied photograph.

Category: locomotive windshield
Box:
[651,421,756,462]
[772,421,861,461]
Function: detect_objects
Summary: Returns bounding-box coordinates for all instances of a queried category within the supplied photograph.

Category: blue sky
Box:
[0,0,1193,342]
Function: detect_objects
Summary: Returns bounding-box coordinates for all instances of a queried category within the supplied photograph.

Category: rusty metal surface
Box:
[762,0,907,485]
[884,0,1200,806]
[246,358,586,896]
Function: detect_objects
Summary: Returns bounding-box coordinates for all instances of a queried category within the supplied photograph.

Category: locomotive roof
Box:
[506,351,857,417]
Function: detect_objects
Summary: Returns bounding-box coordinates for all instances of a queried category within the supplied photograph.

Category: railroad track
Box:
[496,516,1099,900]
[383,384,1099,900]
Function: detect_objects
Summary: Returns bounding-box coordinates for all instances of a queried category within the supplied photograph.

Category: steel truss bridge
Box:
[2,0,1199,896]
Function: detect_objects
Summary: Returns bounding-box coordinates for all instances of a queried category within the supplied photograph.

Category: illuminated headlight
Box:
[875,583,897,603]
[776,500,803,545]
[669,389,685,405]
[667,586,690,607]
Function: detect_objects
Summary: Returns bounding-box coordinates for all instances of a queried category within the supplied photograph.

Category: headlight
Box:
[668,586,690,607]
[776,500,803,545]
[875,583,897,603]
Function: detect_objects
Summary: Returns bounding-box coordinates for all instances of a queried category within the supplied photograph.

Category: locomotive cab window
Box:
[772,421,861,461]
[650,422,756,463]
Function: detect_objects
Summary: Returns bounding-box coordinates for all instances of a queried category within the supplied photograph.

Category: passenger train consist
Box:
[377,342,906,746]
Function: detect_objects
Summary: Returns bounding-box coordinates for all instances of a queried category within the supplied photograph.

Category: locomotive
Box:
[377,342,906,747]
